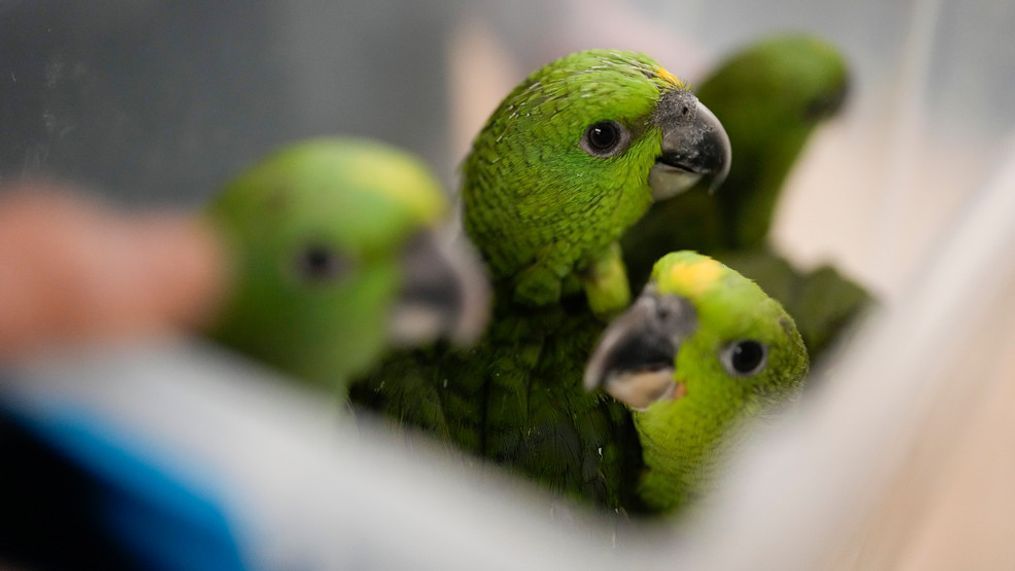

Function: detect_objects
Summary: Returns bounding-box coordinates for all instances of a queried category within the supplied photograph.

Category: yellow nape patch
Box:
[667,258,724,296]
[656,66,682,87]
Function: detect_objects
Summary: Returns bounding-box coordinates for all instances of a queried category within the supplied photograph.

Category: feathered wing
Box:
[350,298,644,511]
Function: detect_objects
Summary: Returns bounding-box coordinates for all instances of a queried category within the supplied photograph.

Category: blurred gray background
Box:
[0,1,456,206]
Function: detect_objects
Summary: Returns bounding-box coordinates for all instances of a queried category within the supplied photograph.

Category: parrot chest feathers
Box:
[466,175,649,282]
[350,297,646,511]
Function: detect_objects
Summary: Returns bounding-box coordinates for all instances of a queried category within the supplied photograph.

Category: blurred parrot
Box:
[0,138,492,571]
[623,35,871,359]
[352,50,731,511]
[206,138,489,393]
[584,252,808,512]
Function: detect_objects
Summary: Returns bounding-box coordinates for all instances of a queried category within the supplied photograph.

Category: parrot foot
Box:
[582,243,631,320]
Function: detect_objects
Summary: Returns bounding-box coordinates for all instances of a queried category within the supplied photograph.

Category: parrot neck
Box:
[633,391,746,513]
[717,127,812,250]
[460,145,655,285]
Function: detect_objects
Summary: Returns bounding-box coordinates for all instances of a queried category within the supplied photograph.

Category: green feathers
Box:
[623,36,869,359]
[585,252,809,512]
[353,293,642,508]
[354,44,846,515]
[463,49,729,316]
[626,36,849,261]
[204,40,860,520]
[701,35,850,249]
[206,138,486,392]
[464,51,673,281]
[354,49,731,511]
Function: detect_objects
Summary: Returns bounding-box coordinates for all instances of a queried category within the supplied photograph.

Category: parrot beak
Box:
[583,285,697,410]
[650,91,732,200]
[387,228,490,347]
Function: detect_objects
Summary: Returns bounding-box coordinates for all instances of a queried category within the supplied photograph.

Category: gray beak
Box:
[649,91,732,200]
[387,228,490,347]
[583,286,697,409]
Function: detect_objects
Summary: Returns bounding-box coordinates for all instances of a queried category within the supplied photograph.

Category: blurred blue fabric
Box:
[0,396,247,571]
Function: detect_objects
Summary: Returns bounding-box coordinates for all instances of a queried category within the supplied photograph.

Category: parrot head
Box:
[463,49,731,284]
[206,138,489,390]
[698,35,850,248]
[584,251,808,512]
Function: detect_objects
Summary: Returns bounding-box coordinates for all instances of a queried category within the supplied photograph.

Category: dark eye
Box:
[803,96,834,120]
[581,120,628,157]
[803,83,848,120]
[721,340,768,377]
[295,243,348,282]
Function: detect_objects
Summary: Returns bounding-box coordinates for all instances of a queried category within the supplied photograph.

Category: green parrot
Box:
[206,138,488,392]
[352,50,732,511]
[463,49,730,318]
[584,251,808,513]
[622,35,870,359]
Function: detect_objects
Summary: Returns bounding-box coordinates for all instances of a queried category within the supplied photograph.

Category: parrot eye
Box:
[721,340,767,377]
[295,243,349,282]
[803,82,848,120]
[803,95,835,120]
[581,121,629,157]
